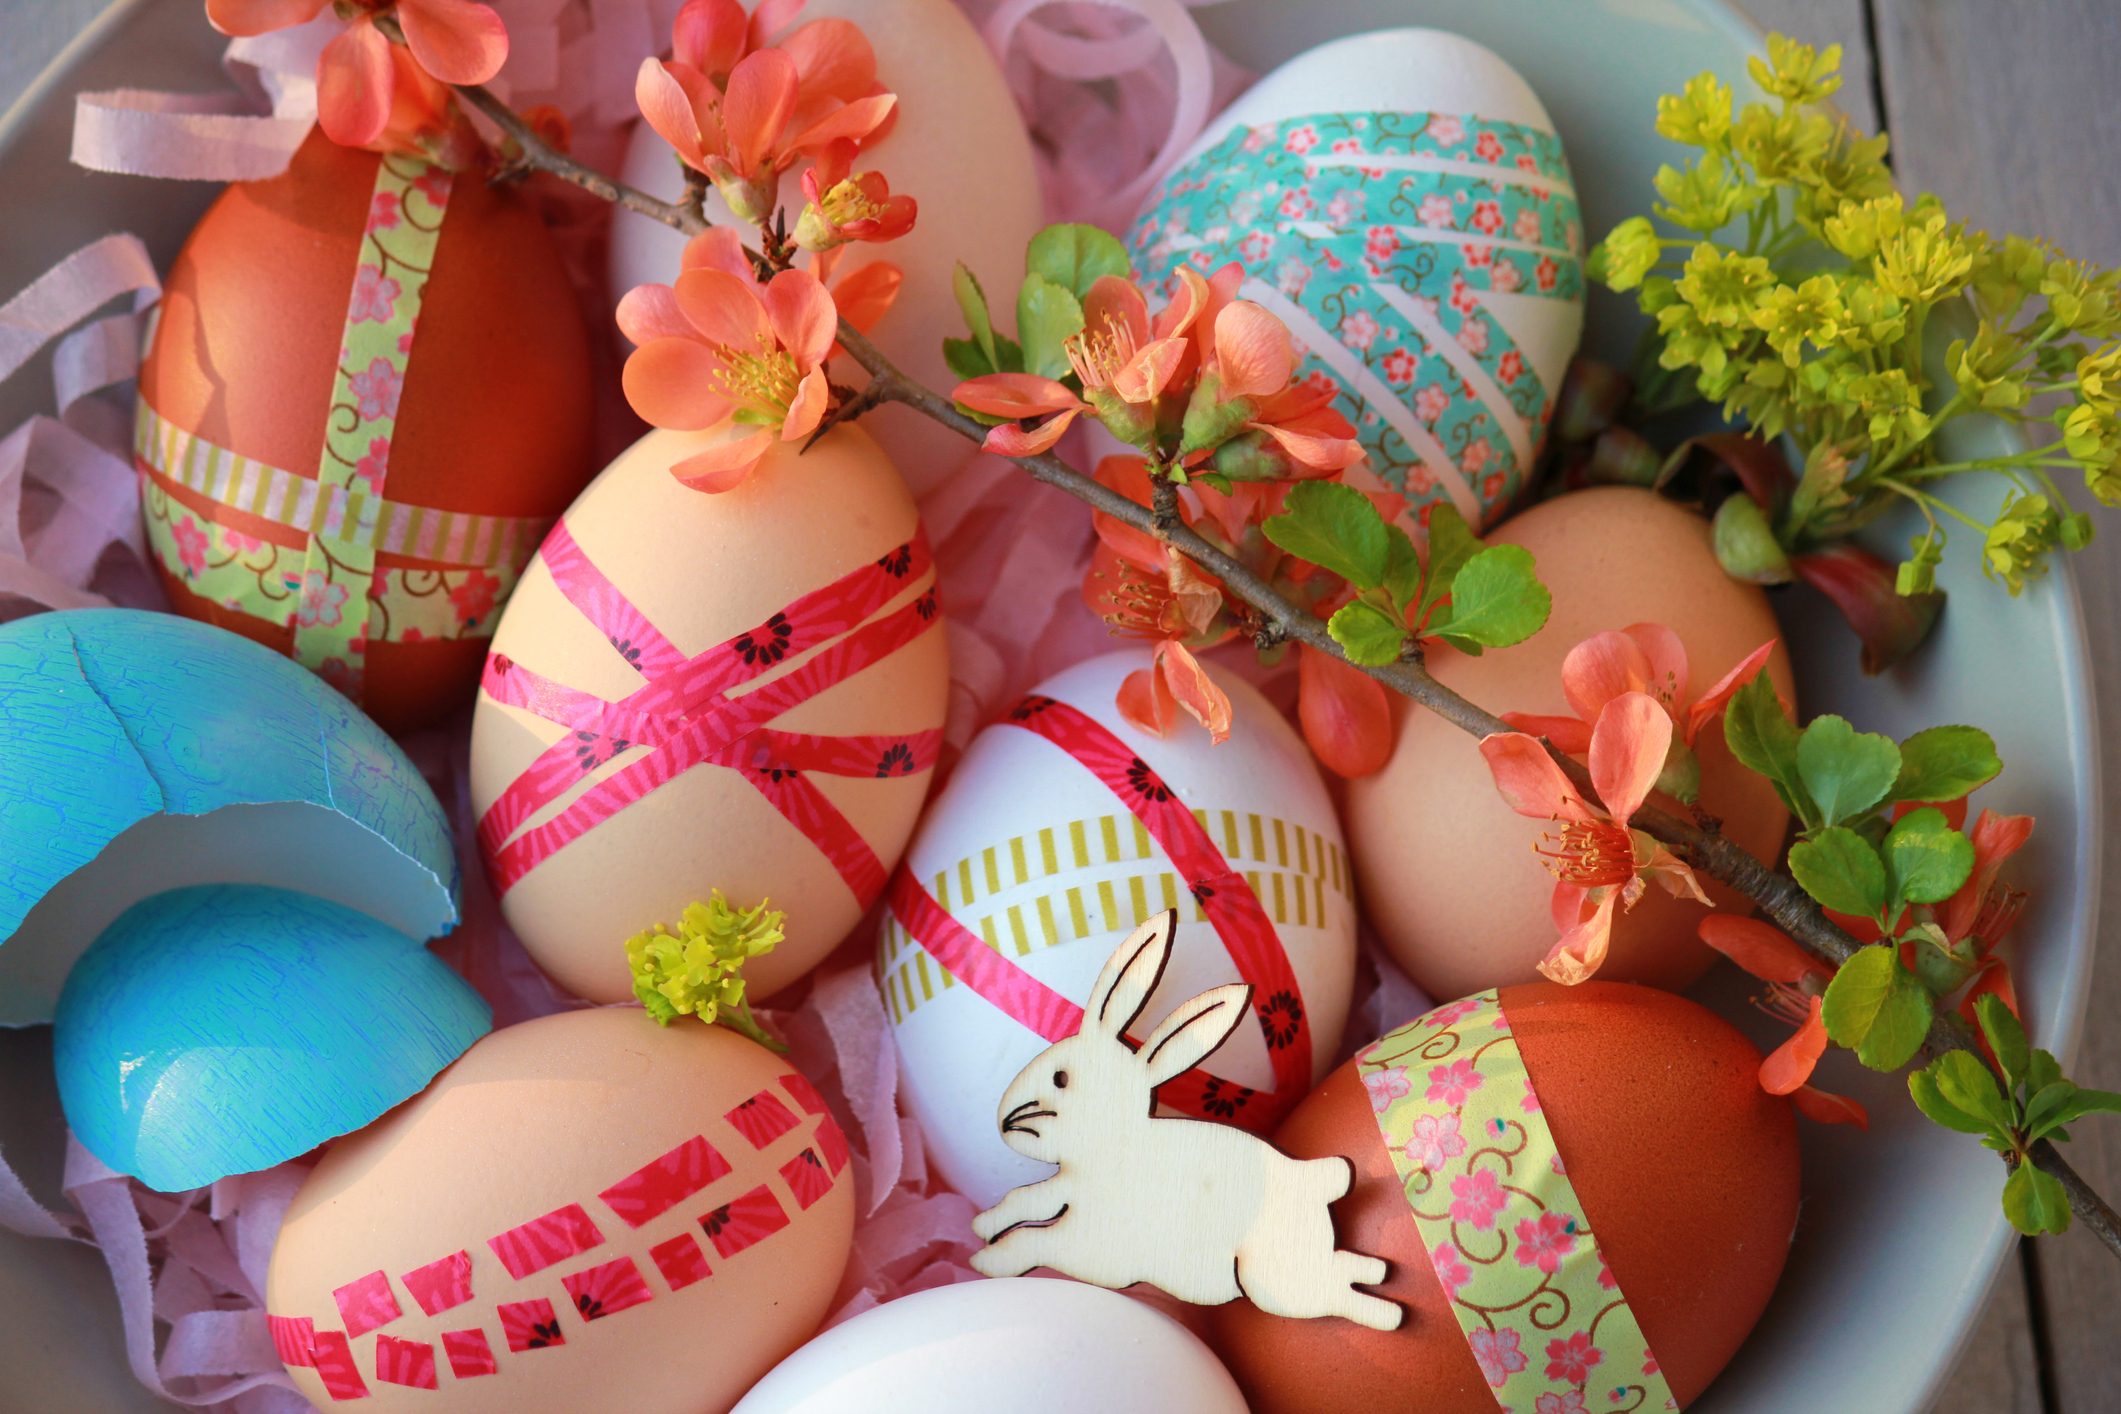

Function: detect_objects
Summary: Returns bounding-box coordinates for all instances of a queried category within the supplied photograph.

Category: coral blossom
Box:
[634,0,895,222]
[206,0,506,158]
[619,228,838,493]
[1480,692,1712,984]
[1698,914,1869,1128]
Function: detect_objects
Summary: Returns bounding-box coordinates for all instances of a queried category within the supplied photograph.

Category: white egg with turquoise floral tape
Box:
[876,649,1356,1208]
[1127,28,1585,530]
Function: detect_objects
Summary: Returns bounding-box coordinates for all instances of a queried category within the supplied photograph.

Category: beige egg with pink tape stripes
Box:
[265,1006,854,1413]
[469,424,948,1006]
[879,649,1357,1209]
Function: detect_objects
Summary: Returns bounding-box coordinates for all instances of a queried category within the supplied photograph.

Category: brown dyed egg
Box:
[1209,982,1800,1412]
[137,132,595,732]
[266,1007,855,1413]
[1346,487,1795,995]
[469,424,947,1004]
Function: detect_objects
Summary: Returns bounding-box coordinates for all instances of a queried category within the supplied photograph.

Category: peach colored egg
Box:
[138,133,595,732]
[1209,982,1800,1413]
[608,0,1043,496]
[1346,488,1795,996]
[266,1007,854,1413]
[469,426,947,1004]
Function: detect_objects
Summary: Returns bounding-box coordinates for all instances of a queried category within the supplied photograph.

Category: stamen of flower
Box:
[1065,311,1138,391]
[1972,883,2028,948]
[1533,818,1637,888]
[1751,980,1812,1029]
[1093,560,1182,638]
[713,345,799,419]
[819,178,884,227]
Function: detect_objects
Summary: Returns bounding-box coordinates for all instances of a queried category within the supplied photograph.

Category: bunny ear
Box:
[1085,909,1179,1039]
[1140,983,1253,1088]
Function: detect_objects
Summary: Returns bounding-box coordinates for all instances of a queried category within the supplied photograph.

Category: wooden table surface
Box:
[3,0,2118,1409]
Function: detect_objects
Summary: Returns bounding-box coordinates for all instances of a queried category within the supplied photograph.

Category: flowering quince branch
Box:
[430,31,2121,1260]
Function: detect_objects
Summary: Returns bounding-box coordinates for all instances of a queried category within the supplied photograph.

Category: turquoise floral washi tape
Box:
[1130,110,1584,527]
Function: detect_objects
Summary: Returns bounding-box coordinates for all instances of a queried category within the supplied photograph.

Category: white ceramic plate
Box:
[0,3,2098,1412]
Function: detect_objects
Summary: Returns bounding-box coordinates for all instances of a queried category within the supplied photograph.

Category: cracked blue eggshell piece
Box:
[0,609,460,1024]
[55,884,491,1190]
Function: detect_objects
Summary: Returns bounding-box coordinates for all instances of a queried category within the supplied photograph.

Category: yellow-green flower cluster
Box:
[1588,32,2121,598]
[626,891,786,1048]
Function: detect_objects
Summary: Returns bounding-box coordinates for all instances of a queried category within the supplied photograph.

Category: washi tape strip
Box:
[486,1202,606,1281]
[373,1335,438,1390]
[561,1255,656,1321]
[133,401,548,566]
[269,1078,846,1399]
[700,1184,790,1260]
[922,807,1349,916]
[137,415,538,653]
[598,1135,734,1229]
[399,1250,473,1317]
[874,806,1348,1026]
[1130,109,1581,521]
[331,1270,401,1340]
[441,1328,496,1379]
[288,154,452,690]
[476,525,942,909]
[882,694,1317,1130]
[1357,993,1679,1412]
[726,1089,800,1150]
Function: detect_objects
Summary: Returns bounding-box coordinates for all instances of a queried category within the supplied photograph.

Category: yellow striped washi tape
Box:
[134,399,548,569]
[875,809,1350,1026]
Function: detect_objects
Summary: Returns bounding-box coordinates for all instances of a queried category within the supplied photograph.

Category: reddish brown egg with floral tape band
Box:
[1208,981,1800,1413]
[136,131,595,732]
[266,1007,854,1413]
[1347,487,1796,996]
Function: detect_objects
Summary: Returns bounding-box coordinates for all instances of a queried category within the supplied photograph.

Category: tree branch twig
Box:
[458,80,2121,1261]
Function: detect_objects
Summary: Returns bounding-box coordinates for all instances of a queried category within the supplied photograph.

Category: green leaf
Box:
[1015,275,1084,380]
[1976,993,2031,1096]
[1261,482,1391,589]
[1890,725,2003,804]
[2027,1085,2121,1142]
[1788,826,1889,918]
[1821,943,1934,1070]
[953,262,999,369]
[1381,528,1424,615]
[1797,715,1902,826]
[1883,806,1976,906]
[2029,1048,2065,1095]
[1931,1049,2015,1131]
[2002,1161,2071,1236]
[1910,1063,1994,1135]
[943,336,996,381]
[1413,502,1481,628]
[1025,223,1133,300]
[1328,600,1410,667]
[1433,545,1551,650]
[1724,673,1815,828]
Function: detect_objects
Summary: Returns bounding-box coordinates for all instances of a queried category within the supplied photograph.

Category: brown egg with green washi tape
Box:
[1209,981,1801,1413]
[137,131,596,732]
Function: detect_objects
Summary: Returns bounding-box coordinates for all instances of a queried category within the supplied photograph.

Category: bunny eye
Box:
[1053,1069,1070,1089]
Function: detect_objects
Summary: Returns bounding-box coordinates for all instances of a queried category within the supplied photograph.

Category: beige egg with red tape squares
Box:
[469,424,948,1005]
[265,1007,855,1413]
[607,0,1044,497]
[878,648,1356,1209]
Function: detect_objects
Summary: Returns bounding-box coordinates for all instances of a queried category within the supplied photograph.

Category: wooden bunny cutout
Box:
[969,910,1403,1331]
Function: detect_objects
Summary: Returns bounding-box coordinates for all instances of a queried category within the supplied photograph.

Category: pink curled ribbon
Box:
[476,525,942,907]
[885,692,1313,1131]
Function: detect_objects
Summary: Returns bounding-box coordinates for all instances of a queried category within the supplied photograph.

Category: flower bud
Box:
[1711,493,1794,584]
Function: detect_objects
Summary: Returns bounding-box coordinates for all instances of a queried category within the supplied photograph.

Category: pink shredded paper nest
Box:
[0,3,1430,1407]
